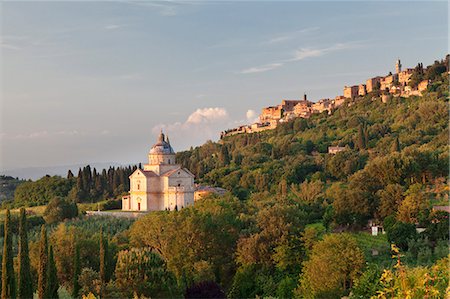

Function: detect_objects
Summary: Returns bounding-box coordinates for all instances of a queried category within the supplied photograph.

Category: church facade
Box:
[122,132,195,211]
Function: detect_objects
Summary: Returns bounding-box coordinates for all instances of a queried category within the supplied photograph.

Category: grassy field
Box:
[352,231,392,265]
[0,205,47,219]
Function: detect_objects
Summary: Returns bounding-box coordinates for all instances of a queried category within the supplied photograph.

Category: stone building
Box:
[344,85,359,99]
[380,74,398,91]
[328,146,346,154]
[395,58,402,74]
[122,132,195,211]
[260,106,283,123]
[418,79,429,92]
[366,76,382,93]
[358,84,367,96]
[398,69,414,86]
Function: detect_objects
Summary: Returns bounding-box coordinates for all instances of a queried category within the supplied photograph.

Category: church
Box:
[122,132,195,211]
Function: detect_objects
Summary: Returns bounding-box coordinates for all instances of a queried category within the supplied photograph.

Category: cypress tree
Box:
[18,208,33,299]
[391,136,401,152]
[37,225,48,299]
[1,209,16,299]
[99,228,106,285]
[67,170,74,180]
[357,124,366,150]
[72,243,80,299]
[46,246,58,299]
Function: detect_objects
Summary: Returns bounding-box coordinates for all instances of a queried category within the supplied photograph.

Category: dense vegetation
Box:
[9,165,138,208]
[0,58,448,298]
[0,176,25,202]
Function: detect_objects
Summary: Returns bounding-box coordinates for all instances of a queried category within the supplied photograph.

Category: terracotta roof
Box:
[129,169,157,178]
[161,168,182,177]
[161,167,195,178]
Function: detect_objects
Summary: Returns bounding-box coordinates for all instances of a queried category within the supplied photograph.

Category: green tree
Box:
[1,209,16,299]
[43,197,78,224]
[357,124,366,150]
[18,208,33,299]
[46,246,58,299]
[391,136,401,152]
[114,248,177,298]
[99,229,105,283]
[38,225,48,299]
[377,184,404,219]
[296,233,365,298]
[72,243,81,298]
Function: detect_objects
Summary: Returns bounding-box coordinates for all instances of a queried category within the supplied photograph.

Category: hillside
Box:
[177,69,448,226]
[0,60,448,299]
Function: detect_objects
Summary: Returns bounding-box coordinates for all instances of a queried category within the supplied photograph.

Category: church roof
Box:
[161,167,195,178]
[161,168,182,177]
[130,169,158,179]
[149,131,175,155]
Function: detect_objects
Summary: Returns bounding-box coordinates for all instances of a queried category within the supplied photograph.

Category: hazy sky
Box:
[1,1,447,170]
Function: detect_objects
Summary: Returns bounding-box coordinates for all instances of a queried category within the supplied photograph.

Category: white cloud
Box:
[104,24,122,30]
[292,48,324,60]
[264,27,320,45]
[152,107,231,150]
[186,107,228,124]
[239,41,362,74]
[239,63,283,74]
[121,0,188,17]
[246,109,258,123]
[1,130,107,140]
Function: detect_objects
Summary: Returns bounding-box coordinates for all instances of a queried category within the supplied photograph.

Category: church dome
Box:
[150,132,175,155]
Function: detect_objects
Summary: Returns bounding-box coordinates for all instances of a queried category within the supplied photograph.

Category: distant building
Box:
[122,132,195,212]
[328,146,346,154]
[366,76,382,93]
[418,79,429,92]
[344,85,359,99]
[395,58,402,74]
[312,99,333,114]
[358,84,367,96]
[398,68,414,86]
[194,185,227,201]
[260,106,283,123]
[380,74,398,91]
[334,96,346,107]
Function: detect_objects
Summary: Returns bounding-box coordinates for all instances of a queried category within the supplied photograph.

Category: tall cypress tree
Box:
[72,243,80,299]
[1,209,15,299]
[18,208,33,299]
[46,246,58,299]
[391,136,401,152]
[357,124,366,150]
[99,229,106,285]
[37,225,48,299]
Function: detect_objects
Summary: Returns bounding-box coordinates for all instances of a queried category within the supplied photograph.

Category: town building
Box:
[194,185,227,201]
[395,58,402,74]
[358,84,367,96]
[398,69,414,86]
[344,85,359,99]
[122,132,195,211]
[260,106,283,123]
[418,79,429,92]
[221,58,434,139]
[380,73,398,91]
[328,146,346,154]
[366,76,382,93]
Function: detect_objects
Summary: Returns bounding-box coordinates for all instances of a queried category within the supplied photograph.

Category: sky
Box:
[0,0,448,171]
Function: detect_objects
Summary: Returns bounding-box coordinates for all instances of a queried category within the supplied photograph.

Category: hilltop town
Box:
[221,58,440,138]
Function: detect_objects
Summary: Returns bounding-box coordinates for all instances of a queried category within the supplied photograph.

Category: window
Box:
[178,183,181,187]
